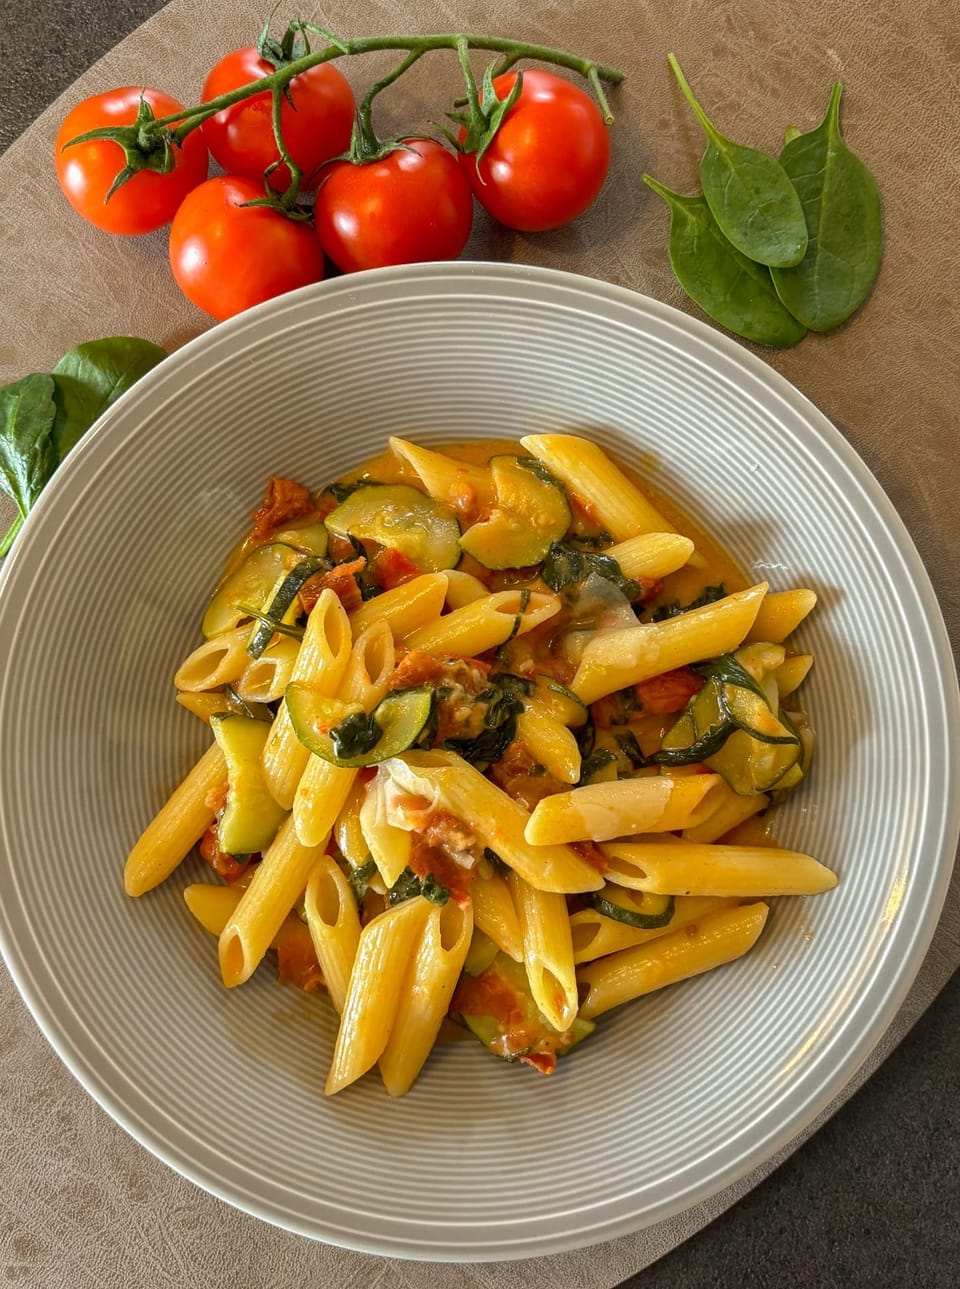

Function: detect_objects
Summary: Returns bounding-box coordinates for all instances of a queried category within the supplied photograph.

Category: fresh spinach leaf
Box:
[771,83,883,332]
[514,456,565,489]
[542,541,641,600]
[388,866,450,907]
[0,374,58,556]
[642,178,807,348]
[52,337,165,459]
[668,53,808,268]
[347,857,378,904]
[652,583,727,621]
[578,747,617,783]
[442,672,531,766]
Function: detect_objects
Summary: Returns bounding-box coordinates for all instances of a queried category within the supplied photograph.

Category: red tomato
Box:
[168,175,324,321]
[314,139,474,274]
[459,70,610,232]
[55,88,209,235]
[201,48,355,192]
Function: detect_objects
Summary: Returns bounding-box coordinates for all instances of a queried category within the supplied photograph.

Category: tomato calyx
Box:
[444,56,525,168]
[59,95,178,200]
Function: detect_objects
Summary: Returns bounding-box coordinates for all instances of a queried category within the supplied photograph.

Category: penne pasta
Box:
[303,855,362,1014]
[379,899,474,1096]
[234,636,301,704]
[325,896,433,1095]
[174,628,251,692]
[261,589,352,810]
[774,653,814,698]
[388,436,496,517]
[571,582,768,704]
[577,902,770,1018]
[598,840,838,896]
[508,872,579,1033]
[681,785,771,845]
[605,531,696,580]
[123,743,226,897]
[524,773,724,845]
[745,588,818,644]
[442,568,490,609]
[218,816,329,987]
[570,895,738,963]
[520,433,675,541]
[349,571,449,641]
[402,588,560,656]
[359,776,413,889]
[471,865,524,961]
[515,702,582,784]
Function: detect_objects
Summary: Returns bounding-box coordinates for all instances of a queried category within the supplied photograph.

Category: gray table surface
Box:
[1,3,958,1286]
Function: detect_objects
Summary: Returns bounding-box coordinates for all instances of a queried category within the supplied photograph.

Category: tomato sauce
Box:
[250,476,316,542]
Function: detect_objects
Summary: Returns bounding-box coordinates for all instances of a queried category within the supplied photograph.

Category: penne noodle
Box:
[745,588,818,644]
[520,433,675,541]
[379,900,474,1096]
[382,750,605,893]
[681,785,771,845]
[508,872,579,1033]
[359,775,414,889]
[303,855,362,1014]
[388,436,496,517]
[471,865,523,962]
[218,816,328,987]
[234,636,301,704]
[442,568,490,609]
[402,589,560,656]
[774,653,814,698]
[570,895,739,963]
[577,902,770,1018]
[333,778,372,871]
[598,840,838,896]
[174,628,251,692]
[349,571,449,641]
[183,882,308,953]
[516,703,582,784]
[524,773,725,845]
[325,896,433,1095]
[605,531,696,580]
[123,743,226,897]
[571,582,768,704]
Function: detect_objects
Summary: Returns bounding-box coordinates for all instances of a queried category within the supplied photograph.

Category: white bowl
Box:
[0,263,956,1261]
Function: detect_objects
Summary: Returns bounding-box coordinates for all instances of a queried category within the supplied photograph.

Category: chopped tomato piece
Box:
[299,557,366,613]
[571,839,608,873]
[386,650,449,690]
[452,969,525,1030]
[489,739,566,810]
[327,531,360,563]
[198,819,253,882]
[636,667,704,715]
[632,574,663,605]
[408,836,477,906]
[275,920,325,993]
[520,1050,558,1075]
[370,545,421,589]
[250,476,316,542]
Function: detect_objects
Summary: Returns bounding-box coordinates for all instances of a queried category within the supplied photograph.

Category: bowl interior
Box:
[0,263,956,1261]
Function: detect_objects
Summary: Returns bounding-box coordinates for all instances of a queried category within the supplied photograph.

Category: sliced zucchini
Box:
[584,888,676,929]
[324,484,461,571]
[246,555,328,658]
[457,952,595,1065]
[462,927,501,977]
[210,714,288,855]
[271,522,329,557]
[459,455,572,570]
[708,727,801,794]
[286,684,434,768]
[203,542,301,639]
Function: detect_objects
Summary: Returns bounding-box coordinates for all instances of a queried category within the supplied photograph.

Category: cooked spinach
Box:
[642,179,807,348]
[652,583,727,621]
[614,729,645,768]
[667,54,807,269]
[578,747,617,783]
[330,709,383,760]
[347,857,378,903]
[388,866,450,907]
[542,541,641,600]
[442,673,532,766]
[0,336,163,556]
[514,455,565,489]
[770,83,883,332]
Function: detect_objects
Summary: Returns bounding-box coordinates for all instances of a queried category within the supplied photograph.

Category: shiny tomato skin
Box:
[314,139,474,274]
[201,48,355,192]
[55,88,209,235]
[459,70,610,232]
[168,175,324,321]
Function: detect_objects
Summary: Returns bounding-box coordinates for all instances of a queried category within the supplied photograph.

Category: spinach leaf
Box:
[52,337,165,459]
[514,456,564,489]
[442,673,531,766]
[614,729,645,768]
[642,179,807,348]
[330,710,382,760]
[578,747,617,783]
[0,374,58,556]
[652,583,727,621]
[771,83,883,332]
[542,541,641,600]
[347,857,378,903]
[388,867,450,907]
[668,54,808,269]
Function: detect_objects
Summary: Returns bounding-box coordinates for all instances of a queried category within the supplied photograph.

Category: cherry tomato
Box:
[314,139,474,273]
[168,175,324,321]
[459,70,610,232]
[55,88,209,235]
[201,48,355,192]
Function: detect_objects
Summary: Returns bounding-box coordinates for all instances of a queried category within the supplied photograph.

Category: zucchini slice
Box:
[584,888,676,929]
[210,714,288,855]
[203,542,301,639]
[459,455,572,570]
[324,484,461,571]
[246,555,328,658]
[286,684,434,768]
[455,952,595,1066]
